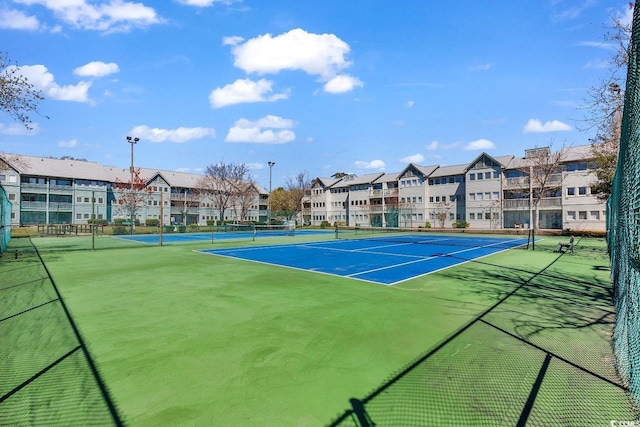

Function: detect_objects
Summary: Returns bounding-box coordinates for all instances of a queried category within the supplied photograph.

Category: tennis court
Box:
[200,233,530,285]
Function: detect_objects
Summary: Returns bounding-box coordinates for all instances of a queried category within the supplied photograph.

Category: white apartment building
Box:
[304,145,607,232]
[0,155,269,226]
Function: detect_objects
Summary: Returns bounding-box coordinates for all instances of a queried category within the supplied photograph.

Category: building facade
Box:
[0,155,269,227]
[304,145,607,231]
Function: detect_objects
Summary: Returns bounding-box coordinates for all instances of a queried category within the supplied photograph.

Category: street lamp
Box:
[268,161,275,224]
[126,136,140,235]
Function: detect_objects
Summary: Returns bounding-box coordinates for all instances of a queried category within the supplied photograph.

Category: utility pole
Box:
[126,136,139,235]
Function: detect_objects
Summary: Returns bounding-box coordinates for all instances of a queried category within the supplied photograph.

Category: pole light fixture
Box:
[126,136,140,235]
[268,161,275,225]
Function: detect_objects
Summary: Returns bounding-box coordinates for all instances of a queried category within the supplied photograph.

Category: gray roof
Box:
[4,154,270,193]
[429,164,466,177]
[373,172,400,183]
[338,172,385,187]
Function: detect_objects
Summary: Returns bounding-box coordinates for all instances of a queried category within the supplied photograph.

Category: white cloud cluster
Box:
[355,160,385,170]
[212,28,362,108]
[400,153,425,164]
[73,61,120,77]
[209,78,288,108]
[426,140,460,151]
[129,125,216,143]
[0,122,39,135]
[11,64,92,102]
[225,115,295,144]
[0,7,39,30]
[464,139,495,151]
[523,119,572,133]
[58,139,78,148]
[3,0,162,32]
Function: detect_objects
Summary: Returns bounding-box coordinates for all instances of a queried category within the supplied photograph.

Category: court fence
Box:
[0,183,11,255]
[608,2,640,410]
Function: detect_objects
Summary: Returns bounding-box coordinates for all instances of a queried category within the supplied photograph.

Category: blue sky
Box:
[0,0,631,190]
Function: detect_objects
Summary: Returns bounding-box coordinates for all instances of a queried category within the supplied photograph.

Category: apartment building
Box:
[304,145,607,231]
[0,154,268,226]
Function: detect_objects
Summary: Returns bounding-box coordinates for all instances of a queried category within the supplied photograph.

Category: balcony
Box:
[503,198,562,210]
[20,201,47,210]
[369,188,398,198]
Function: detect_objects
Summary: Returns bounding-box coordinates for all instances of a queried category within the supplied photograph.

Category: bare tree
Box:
[283,172,311,223]
[200,162,250,223]
[0,52,47,130]
[232,180,259,222]
[112,168,151,231]
[518,146,567,230]
[584,11,630,199]
[432,201,451,229]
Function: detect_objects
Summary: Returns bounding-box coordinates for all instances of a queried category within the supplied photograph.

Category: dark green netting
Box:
[0,184,10,255]
[609,2,640,409]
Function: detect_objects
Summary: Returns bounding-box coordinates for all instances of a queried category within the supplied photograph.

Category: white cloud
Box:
[426,140,460,151]
[470,63,492,71]
[464,139,496,151]
[129,125,216,143]
[228,28,350,77]
[0,122,39,135]
[523,119,572,133]
[225,115,295,144]
[407,100,414,108]
[11,0,163,32]
[58,139,78,148]
[226,28,362,93]
[584,60,609,69]
[355,160,385,170]
[323,74,363,94]
[73,61,120,77]
[400,153,425,164]
[0,8,39,30]
[209,78,288,108]
[176,0,235,6]
[11,64,92,102]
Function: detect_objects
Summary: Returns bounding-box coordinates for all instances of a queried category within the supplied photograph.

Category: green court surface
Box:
[0,234,636,426]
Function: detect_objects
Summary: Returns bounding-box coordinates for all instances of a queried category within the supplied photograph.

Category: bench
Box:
[554,237,575,254]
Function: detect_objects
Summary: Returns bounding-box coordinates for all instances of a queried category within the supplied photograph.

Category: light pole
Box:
[126,136,139,235]
[268,161,275,224]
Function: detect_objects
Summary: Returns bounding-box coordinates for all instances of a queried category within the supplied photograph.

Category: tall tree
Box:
[112,168,151,232]
[284,172,311,222]
[0,52,46,129]
[585,11,630,199]
[518,146,567,230]
[198,162,250,223]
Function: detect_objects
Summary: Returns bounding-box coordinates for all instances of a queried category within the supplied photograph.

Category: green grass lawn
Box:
[1,234,636,426]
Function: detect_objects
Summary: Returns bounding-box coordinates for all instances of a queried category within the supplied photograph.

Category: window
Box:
[477,193,483,200]
[485,172,491,179]
[98,198,103,204]
[450,195,455,202]
[485,213,491,220]
[449,213,454,220]
[429,197,434,202]
[435,196,440,202]
[590,211,600,220]
[579,211,587,220]
[8,194,15,201]
[567,211,576,220]
[418,197,422,203]
[469,193,475,201]
[578,187,587,195]
[469,213,475,220]
[493,171,500,178]
[485,192,491,200]
[493,192,499,200]
[412,197,417,203]
[84,197,90,203]
[469,174,475,181]
[567,187,575,196]
[477,173,483,180]
[76,213,82,219]
[77,197,82,203]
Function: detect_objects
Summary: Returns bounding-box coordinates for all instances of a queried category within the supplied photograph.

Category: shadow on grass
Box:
[0,238,124,426]
[327,242,636,426]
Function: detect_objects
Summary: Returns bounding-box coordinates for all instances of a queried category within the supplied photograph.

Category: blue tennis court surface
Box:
[200,235,530,285]
[114,229,331,244]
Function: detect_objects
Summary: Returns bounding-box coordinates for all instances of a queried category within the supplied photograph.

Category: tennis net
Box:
[217,223,295,237]
[336,226,528,250]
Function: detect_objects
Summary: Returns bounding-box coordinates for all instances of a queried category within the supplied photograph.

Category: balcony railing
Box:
[369,188,398,198]
[503,198,562,210]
